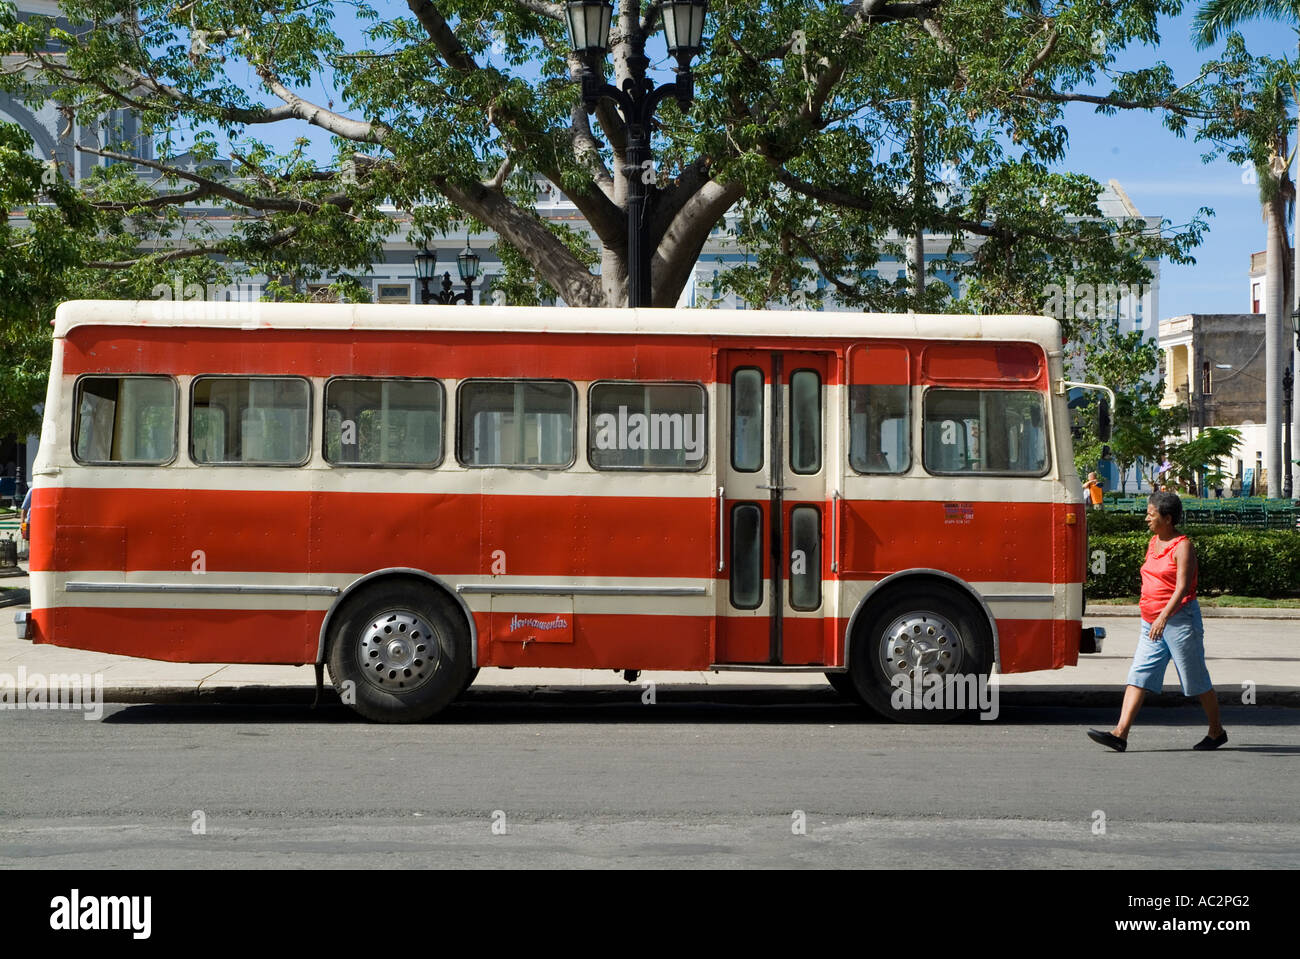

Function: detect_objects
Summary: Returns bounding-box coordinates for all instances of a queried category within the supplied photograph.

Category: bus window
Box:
[731,368,763,472]
[588,382,707,471]
[457,380,575,468]
[191,377,311,465]
[74,376,177,464]
[325,378,444,467]
[923,389,1049,475]
[789,505,821,610]
[730,502,763,609]
[789,370,821,475]
[849,384,910,474]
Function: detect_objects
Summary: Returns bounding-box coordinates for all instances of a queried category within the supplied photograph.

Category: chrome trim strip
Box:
[709,664,834,673]
[982,593,1054,603]
[457,584,708,597]
[716,486,725,573]
[65,582,340,596]
[830,490,841,573]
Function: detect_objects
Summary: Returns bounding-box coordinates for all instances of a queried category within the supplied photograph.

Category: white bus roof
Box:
[53,300,1062,349]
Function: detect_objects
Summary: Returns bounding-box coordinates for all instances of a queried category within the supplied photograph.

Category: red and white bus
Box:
[18,300,1104,721]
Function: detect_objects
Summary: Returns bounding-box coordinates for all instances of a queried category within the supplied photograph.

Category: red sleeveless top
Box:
[1139,534,1197,623]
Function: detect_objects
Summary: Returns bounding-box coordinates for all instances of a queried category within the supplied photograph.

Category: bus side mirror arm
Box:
[1059,381,1116,443]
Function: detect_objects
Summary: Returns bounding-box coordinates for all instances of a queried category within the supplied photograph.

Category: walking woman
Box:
[1087,491,1227,752]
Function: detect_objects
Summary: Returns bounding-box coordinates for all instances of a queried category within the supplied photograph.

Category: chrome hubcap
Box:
[879,611,964,686]
[358,610,439,691]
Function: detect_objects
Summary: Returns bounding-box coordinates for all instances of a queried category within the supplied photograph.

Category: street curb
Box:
[1087,605,1300,619]
[42,683,1300,709]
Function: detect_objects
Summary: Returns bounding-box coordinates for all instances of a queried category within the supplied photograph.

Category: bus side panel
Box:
[475,613,713,670]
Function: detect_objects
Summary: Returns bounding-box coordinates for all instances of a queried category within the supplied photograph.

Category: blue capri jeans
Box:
[1126,599,1214,697]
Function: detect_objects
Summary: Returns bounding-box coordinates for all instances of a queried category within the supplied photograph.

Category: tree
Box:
[1165,425,1243,492]
[0,122,90,437]
[1195,0,1300,497]
[0,0,1216,313]
[1068,315,1186,491]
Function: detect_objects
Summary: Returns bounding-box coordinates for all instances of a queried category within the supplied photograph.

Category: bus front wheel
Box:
[848,586,992,723]
[327,582,471,723]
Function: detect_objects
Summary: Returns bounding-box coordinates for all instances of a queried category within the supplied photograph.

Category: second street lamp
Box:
[415,242,479,305]
[566,0,708,308]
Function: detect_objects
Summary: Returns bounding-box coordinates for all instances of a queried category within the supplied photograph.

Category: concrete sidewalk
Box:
[4,571,1299,708]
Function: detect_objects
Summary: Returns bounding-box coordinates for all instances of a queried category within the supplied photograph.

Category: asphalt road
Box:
[2,698,1298,868]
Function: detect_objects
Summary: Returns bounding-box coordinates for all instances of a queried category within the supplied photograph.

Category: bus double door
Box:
[716,350,834,666]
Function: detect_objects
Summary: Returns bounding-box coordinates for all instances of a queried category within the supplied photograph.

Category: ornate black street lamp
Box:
[1284,364,1294,499]
[565,0,708,307]
[415,242,480,305]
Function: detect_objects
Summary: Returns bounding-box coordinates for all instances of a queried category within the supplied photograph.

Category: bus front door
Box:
[716,350,833,666]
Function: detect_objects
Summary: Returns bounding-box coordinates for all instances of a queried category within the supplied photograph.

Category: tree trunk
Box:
[1266,186,1285,496]
[1293,92,1300,497]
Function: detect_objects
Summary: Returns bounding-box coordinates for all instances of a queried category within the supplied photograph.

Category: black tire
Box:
[848,584,993,724]
[825,671,862,701]
[326,581,471,723]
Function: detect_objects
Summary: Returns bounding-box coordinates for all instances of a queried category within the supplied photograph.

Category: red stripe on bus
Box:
[32,488,1084,588]
[61,327,1048,387]
[62,328,791,382]
[839,500,1081,582]
[30,488,715,578]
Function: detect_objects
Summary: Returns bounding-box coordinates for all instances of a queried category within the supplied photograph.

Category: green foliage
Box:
[0,1,1218,309]
[1068,318,1186,488]
[1088,529,1300,598]
[1165,426,1243,490]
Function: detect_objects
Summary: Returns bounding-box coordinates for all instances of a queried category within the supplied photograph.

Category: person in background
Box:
[19,485,32,543]
[1087,491,1226,752]
[1083,471,1104,510]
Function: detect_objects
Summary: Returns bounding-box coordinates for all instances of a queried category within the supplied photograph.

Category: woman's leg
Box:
[1166,602,1223,739]
[1197,690,1224,738]
[1114,684,1146,739]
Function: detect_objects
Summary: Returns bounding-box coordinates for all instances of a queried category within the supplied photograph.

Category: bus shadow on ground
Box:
[95,696,1295,728]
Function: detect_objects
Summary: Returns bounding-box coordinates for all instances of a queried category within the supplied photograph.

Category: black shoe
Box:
[1193,731,1228,751]
[1087,728,1127,752]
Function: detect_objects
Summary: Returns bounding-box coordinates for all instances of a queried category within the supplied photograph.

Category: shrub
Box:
[1086,529,1300,598]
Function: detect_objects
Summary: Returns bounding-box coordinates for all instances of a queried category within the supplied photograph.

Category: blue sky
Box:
[1060,10,1298,318]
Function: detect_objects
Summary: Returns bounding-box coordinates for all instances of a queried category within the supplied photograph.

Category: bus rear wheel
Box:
[327,582,471,723]
[848,585,993,723]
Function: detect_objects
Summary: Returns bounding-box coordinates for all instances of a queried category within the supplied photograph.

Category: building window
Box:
[376,283,412,305]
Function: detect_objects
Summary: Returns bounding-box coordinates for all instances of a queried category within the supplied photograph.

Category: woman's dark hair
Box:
[1148,491,1183,527]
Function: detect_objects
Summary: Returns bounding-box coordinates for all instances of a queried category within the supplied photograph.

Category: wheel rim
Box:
[356,609,440,692]
[878,610,965,687]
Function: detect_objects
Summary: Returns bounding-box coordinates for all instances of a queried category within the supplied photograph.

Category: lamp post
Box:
[1285,364,1294,499]
[565,0,708,308]
[415,242,479,305]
